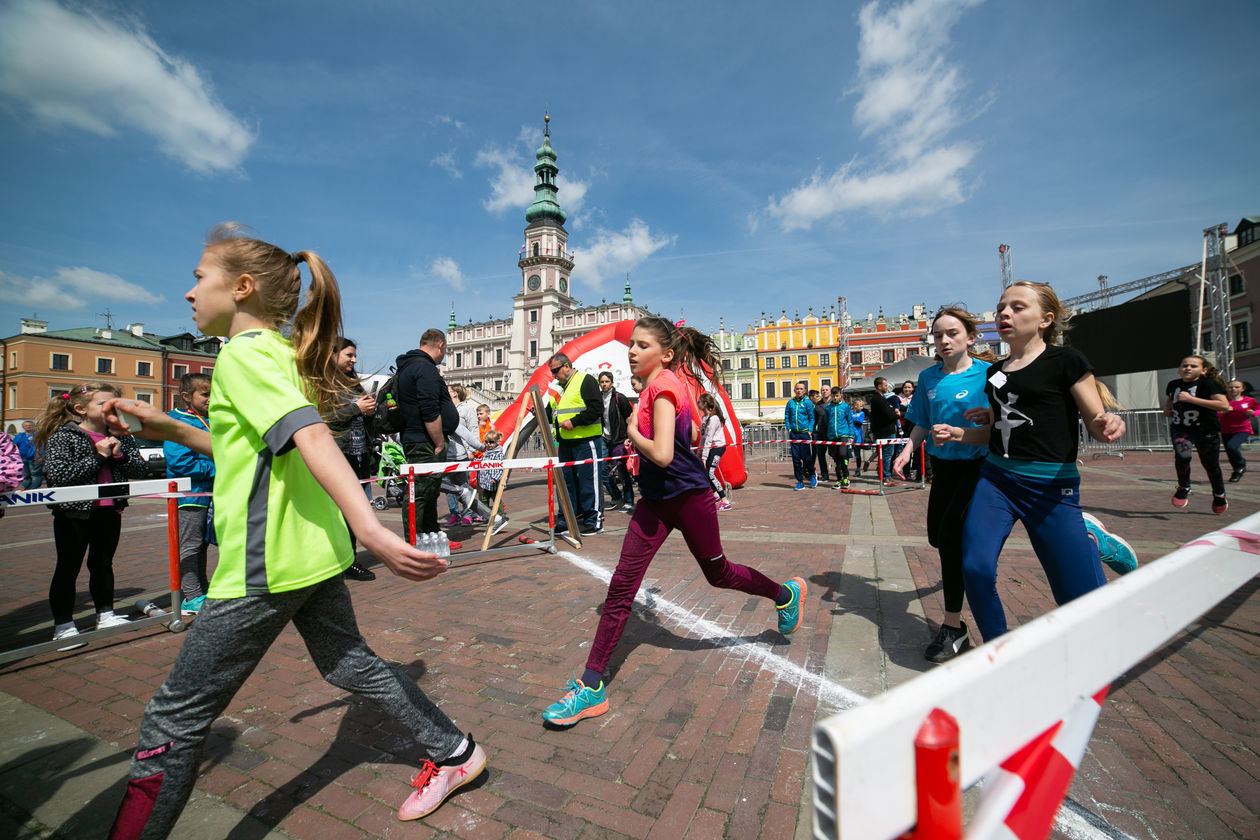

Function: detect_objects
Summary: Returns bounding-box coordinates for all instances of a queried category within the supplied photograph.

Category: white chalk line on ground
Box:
[557,548,1128,840]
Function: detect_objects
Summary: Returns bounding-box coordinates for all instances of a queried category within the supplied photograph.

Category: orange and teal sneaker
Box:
[776,577,806,635]
[542,677,608,726]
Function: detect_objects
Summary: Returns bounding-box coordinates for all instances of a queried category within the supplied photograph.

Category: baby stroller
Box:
[370,438,408,510]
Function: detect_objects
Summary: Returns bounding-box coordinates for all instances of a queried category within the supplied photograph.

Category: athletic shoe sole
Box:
[544,697,609,726]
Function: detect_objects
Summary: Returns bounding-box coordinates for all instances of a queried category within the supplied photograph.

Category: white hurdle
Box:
[812,513,1260,840]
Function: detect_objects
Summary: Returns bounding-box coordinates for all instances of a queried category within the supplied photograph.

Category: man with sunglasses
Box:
[546,353,605,536]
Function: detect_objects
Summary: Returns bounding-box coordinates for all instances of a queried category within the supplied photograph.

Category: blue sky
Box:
[1,0,1257,374]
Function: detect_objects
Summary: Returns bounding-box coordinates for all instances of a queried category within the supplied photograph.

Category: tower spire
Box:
[525,112,566,226]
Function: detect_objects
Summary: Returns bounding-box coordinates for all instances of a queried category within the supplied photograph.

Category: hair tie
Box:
[290,251,303,263]
[61,393,70,400]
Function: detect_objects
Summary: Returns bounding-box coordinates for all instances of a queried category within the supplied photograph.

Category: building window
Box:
[781,380,791,397]
[1229,274,1245,297]
[721,358,731,370]
[475,350,483,366]
[454,352,462,368]
[172,364,188,381]
[135,392,153,404]
[494,379,503,390]
[496,349,503,365]
[532,243,539,257]
[906,347,920,356]
[51,353,70,371]
[797,354,808,368]
[723,383,732,397]
[781,356,791,369]
[739,357,751,370]
[9,351,17,369]
[765,381,776,399]
[820,378,832,389]
[1240,227,1257,247]
[1201,331,1213,352]
[1236,322,1251,352]
[529,340,537,358]
[741,383,752,400]
[530,309,538,323]
[137,361,152,377]
[96,357,114,375]
[882,349,896,363]
[765,357,776,370]
[7,384,15,410]
[819,353,830,366]
[850,351,862,366]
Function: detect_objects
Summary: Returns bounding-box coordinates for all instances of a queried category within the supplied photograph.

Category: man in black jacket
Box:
[811,388,830,483]
[598,371,634,512]
[396,329,458,540]
[867,377,903,485]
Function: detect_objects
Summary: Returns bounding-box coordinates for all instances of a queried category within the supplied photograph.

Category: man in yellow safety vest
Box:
[547,353,606,536]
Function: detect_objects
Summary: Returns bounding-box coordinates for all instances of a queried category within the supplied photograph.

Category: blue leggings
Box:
[960,463,1105,641]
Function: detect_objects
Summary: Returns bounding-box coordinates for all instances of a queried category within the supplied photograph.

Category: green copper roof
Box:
[448,308,457,330]
[525,114,567,226]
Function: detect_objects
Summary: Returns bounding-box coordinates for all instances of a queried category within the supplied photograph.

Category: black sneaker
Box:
[579,525,604,536]
[1228,468,1244,483]
[345,562,376,581]
[1171,486,1191,508]
[925,622,970,663]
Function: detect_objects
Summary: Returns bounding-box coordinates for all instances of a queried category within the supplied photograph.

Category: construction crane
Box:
[998,244,1012,290]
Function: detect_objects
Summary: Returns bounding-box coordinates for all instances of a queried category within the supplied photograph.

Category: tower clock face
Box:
[559,277,568,293]
[527,275,541,291]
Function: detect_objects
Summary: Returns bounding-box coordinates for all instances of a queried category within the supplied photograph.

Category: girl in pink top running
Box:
[1221,379,1258,483]
[542,316,805,727]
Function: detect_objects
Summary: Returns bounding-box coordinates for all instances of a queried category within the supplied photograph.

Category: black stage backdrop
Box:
[1065,288,1190,376]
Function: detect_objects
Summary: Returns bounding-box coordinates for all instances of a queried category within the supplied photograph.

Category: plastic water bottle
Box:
[419,532,434,554]
[436,532,450,558]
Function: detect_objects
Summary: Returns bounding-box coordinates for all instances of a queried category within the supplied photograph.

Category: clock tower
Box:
[509,113,575,386]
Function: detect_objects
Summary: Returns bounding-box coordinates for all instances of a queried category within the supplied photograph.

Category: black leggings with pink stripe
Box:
[584,488,780,680]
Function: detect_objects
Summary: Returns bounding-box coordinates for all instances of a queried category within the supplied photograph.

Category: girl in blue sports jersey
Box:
[892,307,993,662]
[102,224,484,837]
[935,282,1131,642]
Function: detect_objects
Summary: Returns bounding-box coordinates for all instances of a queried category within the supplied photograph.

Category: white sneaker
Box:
[53,626,87,651]
[491,514,510,536]
[96,612,130,630]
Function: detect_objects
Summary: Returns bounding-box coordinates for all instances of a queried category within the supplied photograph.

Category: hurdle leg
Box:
[407,466,417,546]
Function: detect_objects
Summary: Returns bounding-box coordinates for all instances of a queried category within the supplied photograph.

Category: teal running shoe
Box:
[1082,513,1137,575]
[776,577,806,635]
[180,595,206,615]
[542,678,608,726]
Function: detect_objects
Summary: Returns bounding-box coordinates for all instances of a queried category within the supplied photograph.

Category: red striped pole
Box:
[407,466,417,546]
[166,481,180,596]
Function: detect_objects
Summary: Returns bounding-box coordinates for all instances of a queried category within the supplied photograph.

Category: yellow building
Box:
[755,308,841,419]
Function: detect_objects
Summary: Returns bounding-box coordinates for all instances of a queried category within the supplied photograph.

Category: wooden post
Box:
[530,385,581,549]
[479,384,536,551]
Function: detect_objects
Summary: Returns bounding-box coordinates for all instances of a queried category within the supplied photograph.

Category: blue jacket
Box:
[825,401,857,440]
[784,397,815,433]
[164,409,215,507]
[13,432,36,461]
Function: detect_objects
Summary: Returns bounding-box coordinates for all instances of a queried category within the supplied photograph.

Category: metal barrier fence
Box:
[1077,409,1174,458]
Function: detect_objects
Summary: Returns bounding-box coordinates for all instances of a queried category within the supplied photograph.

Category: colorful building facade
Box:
[754,307,841,418]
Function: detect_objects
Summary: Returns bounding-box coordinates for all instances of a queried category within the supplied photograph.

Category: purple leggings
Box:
[584,488,780,678]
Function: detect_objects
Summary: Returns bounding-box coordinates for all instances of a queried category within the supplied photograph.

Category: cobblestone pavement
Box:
[0,452,1256,839]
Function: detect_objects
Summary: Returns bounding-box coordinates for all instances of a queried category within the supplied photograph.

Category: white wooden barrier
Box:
[812,513,1260,839]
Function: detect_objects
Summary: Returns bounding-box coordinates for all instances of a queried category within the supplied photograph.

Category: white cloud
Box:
[424,256,466,292]
[572,220,675,291]
[430,149,462,179]
[0,266,164,311]
[768,0,983,229]
[0,0,253,173]
[434,114,464,130]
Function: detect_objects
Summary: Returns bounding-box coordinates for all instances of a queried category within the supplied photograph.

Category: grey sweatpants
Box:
[175,506,210,601]
[111,576,463,839]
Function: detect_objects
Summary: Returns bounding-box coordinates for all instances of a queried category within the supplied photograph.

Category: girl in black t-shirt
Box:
[937,282,1131,642]
[1163,354,1230,513]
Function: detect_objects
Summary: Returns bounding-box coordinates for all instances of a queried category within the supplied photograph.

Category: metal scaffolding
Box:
[1198,222,1236,380]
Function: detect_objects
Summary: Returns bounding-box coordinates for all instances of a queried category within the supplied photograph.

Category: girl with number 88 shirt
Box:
[1164,355,1230,513]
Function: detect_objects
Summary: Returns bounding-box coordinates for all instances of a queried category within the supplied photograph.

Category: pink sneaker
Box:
[717,499,733,511]
[398,738,487,821]
[444,513,461,527]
